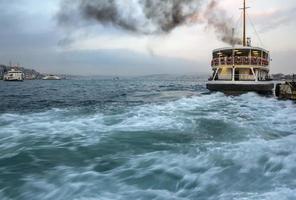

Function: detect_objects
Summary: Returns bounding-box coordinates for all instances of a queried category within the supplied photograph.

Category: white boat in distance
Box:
[4,69,24,81]
[42,75,62,80]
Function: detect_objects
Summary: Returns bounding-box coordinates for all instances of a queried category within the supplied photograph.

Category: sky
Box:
[0,0,295,76]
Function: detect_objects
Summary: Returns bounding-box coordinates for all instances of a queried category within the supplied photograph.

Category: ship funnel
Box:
[247,37,252,47]
[231,28,235,47]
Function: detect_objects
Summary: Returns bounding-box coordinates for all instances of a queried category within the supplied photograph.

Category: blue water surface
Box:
[0,76,295,200]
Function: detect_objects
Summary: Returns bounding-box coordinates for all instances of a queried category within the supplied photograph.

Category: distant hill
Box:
[0,65,44,80]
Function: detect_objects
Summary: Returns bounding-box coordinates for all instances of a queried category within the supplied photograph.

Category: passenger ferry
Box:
[206,0,274,93]
[42,75,61,80]
[3,69,24,81]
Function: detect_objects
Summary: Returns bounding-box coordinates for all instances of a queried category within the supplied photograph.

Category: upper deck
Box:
[211,46,270,68]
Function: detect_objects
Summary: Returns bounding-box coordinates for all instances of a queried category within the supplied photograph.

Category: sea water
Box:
[0,76,296,200]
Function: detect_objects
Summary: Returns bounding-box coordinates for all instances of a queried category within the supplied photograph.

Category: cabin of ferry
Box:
[210,47,270,81]
[4,69,24,81]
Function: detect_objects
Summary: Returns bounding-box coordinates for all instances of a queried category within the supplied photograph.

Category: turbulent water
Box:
[0,76,296,200]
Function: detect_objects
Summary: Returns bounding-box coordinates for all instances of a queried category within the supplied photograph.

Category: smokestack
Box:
[232,28,235,47]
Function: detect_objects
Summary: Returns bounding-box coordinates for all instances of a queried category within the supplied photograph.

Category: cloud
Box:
[0,0,60,51]
[271,49,296,74]
[250,7,296,32]
[0,0,295,75]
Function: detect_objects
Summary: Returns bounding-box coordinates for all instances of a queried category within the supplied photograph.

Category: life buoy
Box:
[234,56,242,65]
[251,57,257,65]
[213,58,219,66]
[262,59,269,66]
[242,57,249,65]
[227,57,233,65]
[257,58,262,65]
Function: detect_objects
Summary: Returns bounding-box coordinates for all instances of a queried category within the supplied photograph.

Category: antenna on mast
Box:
[240,0,250,46]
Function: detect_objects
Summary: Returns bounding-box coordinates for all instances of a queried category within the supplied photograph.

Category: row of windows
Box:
[213,49,269,59]
[211,56,269,66]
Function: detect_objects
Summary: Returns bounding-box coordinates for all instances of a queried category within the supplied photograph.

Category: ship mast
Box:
[242,0,249,46]
[243,0,246,46]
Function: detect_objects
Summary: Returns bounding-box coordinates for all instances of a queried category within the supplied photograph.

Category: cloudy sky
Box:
[0,0,295,75]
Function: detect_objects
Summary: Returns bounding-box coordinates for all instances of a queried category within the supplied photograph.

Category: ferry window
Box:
[220,50,233,57]
[234,49,249,57]
[263,51,268,59]
[213,52,220,59]
[251,50,261,57]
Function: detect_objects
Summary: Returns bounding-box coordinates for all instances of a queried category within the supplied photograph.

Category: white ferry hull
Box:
[4,79,24,82]
[4,76,24,81]
[42,76,61,80]
[207,81,274,93]
[42,78,61,80]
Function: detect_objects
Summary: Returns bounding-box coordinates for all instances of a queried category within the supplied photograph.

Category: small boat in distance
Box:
[206,0,274,93]
[4,68,24,81]
[42,75,62,80]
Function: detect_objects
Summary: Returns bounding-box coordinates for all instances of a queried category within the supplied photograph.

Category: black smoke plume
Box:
[58,0,241,45]
[204,1,242,45]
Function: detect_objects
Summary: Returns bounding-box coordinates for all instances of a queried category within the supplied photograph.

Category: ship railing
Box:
[218,75,232,80]
[208,74,256,81]
[211,56,269,66]
[208,74,232,81]
[234,74,255,81]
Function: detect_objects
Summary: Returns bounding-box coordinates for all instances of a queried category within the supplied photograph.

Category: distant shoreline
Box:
[0,64,294,81]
